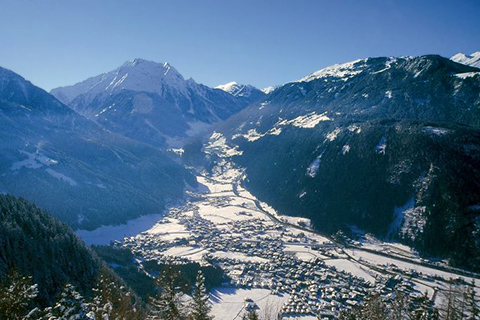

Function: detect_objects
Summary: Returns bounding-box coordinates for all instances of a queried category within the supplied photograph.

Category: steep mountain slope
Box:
[51,59,260,148]
[0,66,194,230]
[201,55,480,271]
[451,51,480,68]
[0,194,101,304]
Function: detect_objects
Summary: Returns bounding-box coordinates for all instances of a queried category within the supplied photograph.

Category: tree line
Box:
[3,266,478,319]
[0,267,216,320]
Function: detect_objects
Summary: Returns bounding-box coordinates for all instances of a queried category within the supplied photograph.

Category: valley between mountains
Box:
[2,51,480,319]
[81,131,480,319]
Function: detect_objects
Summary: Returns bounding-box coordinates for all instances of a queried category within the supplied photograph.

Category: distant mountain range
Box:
[196,54,480,271]
[51,59,264,148]
[0,66,194,230]
[0,59,267,231]
[2,52,480,273]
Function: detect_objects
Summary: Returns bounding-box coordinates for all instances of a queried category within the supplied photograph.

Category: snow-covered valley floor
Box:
[77,136,480,319]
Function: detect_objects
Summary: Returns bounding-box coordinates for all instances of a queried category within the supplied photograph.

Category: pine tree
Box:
[390,291,411,320]
[360,294,386,320]
[44,283,91,320]
[148,267,186,320]
[189,270,213,320]
[411,291,439,320]
[0,270,38,320]
[89,272,140,320]
[441,279,462,320]
[242,306,259,320]
[467,280,479,320]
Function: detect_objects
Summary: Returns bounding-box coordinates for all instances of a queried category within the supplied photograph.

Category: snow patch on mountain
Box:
[423,126,450,136]
[455,72,479,79]
[400,206,427,241]
[297,59,367,83]
[375,137,387,155]
[205,132,243,157]
[306,152,325,178]
[242,129,263,142]
[451,51,480,68]
[371,57,397,74]
[10,151,58,172]
[233,112,330,143]
[387,197,414,239]
[268,127,283,136]
[277,112,331,129]
[45,168,77,186]
[326,128,341,141]
[347,124,362,134]
[261,86,278,94]
[233,125,283,142]
[95,103,116,117]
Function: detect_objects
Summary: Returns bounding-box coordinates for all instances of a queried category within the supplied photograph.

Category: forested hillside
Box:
[196,55,480,272]
[0,194,102,304]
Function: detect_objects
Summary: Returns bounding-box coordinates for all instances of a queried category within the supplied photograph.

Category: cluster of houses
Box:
[116,176,458,319]
[207,250,375,317]
[120,202,427,318]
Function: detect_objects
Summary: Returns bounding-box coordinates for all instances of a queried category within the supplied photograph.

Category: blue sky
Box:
[0,0,479,91]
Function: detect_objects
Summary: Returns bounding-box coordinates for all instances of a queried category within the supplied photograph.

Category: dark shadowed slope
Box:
[202,55,480,271]
[0,66,194,230]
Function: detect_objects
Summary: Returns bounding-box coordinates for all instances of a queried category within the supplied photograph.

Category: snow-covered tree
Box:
[440,279,464,320]
[189,270,213,320]
[411,291,439,320]
[44,283,91,320]
[467,280,479,320]
[243,307,259,320]
[0,270,38,320]
[260,297,282,320]
[148,267,186,320]
[339,289,441,320]
[89,272,139,320]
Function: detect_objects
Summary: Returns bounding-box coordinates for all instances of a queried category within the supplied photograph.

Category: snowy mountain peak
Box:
[451,51,480,68]
[119,58,182,80]
[51,59,186,105]
[215,81,239,92]
[261,86,278,94]
[215,81,263,99]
